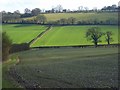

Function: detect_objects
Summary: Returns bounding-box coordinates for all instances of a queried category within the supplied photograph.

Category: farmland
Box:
[2,12,119,89]
[3,47,118,88]
[31,25,118,47]
[2,24,118,47]
[2,24,47,44]
[24,12,118,23]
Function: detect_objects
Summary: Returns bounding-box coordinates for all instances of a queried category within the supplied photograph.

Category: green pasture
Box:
[31,25,118,47]
[5,47,118,88]
[2,24,47,44]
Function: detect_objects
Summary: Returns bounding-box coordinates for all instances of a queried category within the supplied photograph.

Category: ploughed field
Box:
[31,25,118,47]
[4,47,118,88]
[2,24,47,44]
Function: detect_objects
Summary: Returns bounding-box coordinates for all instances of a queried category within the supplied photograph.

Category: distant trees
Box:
[2,11,21,23]
[21,8,41,18]
[78,6,89,12]
[21,8,32,18]
[59,18,67,25]
[31,8,41,16]
[14,10,20,14]
[1,4,119,24]
[55,5,63,13]
[67,17,76,24]
[36,15,47,24]
[101,4,118,12]
[47,17,76,25]
[104,31,113,45]
[86,27,103,47]
[105,18,118,25]
[2,32,12,61]
[24,8,31,14]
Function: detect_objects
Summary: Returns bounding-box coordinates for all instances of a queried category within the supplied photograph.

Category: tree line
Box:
[1,4,119,24]
[48,17,118,25]
[1,14,118,25]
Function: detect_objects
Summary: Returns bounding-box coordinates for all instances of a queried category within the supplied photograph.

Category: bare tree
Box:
[55,5,63,13]
[86,27,103,47]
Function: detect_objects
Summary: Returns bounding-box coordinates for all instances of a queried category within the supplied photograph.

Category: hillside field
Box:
[2,24,47,44]
[3,47,118,88]
[31,25,118,47]
[24,12,118,23]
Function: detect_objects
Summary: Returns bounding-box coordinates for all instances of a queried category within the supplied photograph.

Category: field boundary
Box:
[29,26,52,45]
[31,44,120,49]
[3,23,118,26]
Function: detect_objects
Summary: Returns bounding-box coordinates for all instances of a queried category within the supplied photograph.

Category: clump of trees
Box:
[21,8,41,18]
[35,15,47,24]
[86,27,113,47]
[2,32,12,61]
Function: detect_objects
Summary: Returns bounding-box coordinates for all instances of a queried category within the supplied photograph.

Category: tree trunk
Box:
[94,42,98,47]
[108,40,110,45]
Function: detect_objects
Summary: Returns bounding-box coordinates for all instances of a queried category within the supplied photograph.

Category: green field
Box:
[24,12,118,23]
[31,25,118,47]
[2,24,47,44]
[3,47,118,88]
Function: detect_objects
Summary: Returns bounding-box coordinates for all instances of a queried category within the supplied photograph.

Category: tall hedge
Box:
[2,32,12,61]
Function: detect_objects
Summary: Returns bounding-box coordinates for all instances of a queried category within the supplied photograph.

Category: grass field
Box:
[3,47,118,88]
[2,24,47,44]
[31,25,118,47]
[24,12,118,23]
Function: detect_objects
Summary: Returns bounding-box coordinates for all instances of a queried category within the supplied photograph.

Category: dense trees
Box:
[2,11,21,23]
[86,27,103,47]
[31,8,41,16]
[36,15,47,24]
[101,5,118,12]
[2,32,12,61]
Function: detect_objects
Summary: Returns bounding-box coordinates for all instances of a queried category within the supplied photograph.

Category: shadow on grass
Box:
[14,24,35,28]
